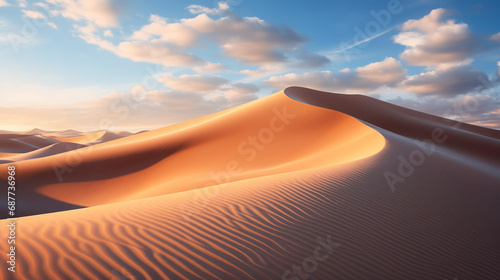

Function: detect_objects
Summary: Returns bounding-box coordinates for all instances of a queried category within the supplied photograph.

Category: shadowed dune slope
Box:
[0,91,385,215]
[0,138,39,153]
[285,86,500,166]
[11,135,59,148]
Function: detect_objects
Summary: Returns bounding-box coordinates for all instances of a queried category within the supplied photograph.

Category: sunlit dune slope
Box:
[3,91,385,212]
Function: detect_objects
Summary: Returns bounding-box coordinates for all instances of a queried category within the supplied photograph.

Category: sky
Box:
[0,0,499,132]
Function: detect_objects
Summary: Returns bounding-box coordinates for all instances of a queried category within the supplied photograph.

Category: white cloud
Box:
[220,83,259,104]
[357,57,407,84]
[74,10,325,70]
[127,13,308,65]
[76,23,116,51]
[103,29,113,37]
[115,41,204,66]
[386,92,500,128]
[187,2,229,15]
[490,32,500,43]
[399,63,490,97]
[394,8,476,66]
[265,57,406,93]
[129,14,207,48]
[16,0,25,7]
[212,16,306,64]
[45,0,120,28]
[48,22,57,29]
[158,74,228,93]
[0,0,10,7]
[193,62,225,73]
[22,10,46,19]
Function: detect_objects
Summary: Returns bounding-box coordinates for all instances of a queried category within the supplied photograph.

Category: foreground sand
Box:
[1,87,499,279]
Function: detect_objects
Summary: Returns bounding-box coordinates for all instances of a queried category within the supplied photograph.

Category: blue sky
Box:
[0,0,499,132]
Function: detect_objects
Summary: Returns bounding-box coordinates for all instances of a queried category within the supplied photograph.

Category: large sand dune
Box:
[1,87,499,279]
[3,92,384,212]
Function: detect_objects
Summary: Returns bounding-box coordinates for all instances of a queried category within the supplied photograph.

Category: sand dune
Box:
[0,142,87,164]
[11,135,59,148]
[1,87,499,279]
[5,91,384,211]
[0,138,39,153]
[0,152,19,159]
[51,130,124,145]
[285,87,500,167]
[22,128,83,138]
[116,131,134,137]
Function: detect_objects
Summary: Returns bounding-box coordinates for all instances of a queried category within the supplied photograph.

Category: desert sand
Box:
[1,87,499,279]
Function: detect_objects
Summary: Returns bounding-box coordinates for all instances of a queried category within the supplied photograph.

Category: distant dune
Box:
[1,87,499,279]
[0,142,87,164]
[52,130,124,145]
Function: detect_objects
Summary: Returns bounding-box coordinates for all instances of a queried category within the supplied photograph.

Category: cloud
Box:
[22,10,46,19]
[217,83,259,104]
[0,0,10,7]
[74,9,325,71]
[74,14,209,67]
[103,29,113,37]
[47,22,57,29]
[0,82,260,132]
[187,2,229,15]
[357,57,407,84]
[128,14,210,48]
[290,51,331,68]
[128,13,310,65]
[76,23,116,51]
[212,16,306,64]
[193,62,225,73]
[394,8,476,66]
[386,92,500,128]
[265,57,406,93]
[115,41,204,66]
[16,0,25,7]
[158,74,228,93]
[45,0,120,28]
[20,9,57,29]
[489,32,500,43]
[399,62,491,97]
